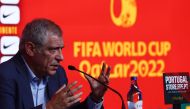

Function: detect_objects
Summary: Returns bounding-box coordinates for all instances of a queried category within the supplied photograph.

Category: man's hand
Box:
[46,81,83,109]
[85,62,111,102]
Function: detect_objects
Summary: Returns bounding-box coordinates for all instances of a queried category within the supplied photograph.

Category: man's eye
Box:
[50,49,56,52]
[48,48,57,53]
[48,47,63,53]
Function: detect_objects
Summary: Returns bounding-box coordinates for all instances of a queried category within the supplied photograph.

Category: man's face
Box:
[33,35,64,76]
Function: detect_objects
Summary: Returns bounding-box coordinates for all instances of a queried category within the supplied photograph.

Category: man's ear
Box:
[24,42,35,56]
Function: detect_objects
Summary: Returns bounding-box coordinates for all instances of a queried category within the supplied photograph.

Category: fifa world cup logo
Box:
[110,0,137,28]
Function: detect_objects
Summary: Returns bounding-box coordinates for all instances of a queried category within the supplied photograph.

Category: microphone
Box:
[68,65,126,109]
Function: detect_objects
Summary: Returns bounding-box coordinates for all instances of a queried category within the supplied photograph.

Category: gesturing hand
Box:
[85,62,111,102]
[46,81,83,109]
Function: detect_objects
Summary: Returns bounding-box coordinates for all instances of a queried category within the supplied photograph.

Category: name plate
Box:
[163,72,190,104]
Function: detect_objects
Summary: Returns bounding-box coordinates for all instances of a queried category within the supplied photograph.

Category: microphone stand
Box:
[68,65,126,109]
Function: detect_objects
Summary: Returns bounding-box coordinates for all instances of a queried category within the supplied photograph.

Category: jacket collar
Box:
[12,52,59,108]
[12,52,35,109]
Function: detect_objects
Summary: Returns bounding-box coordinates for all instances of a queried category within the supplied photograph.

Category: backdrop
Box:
[0,0,190,109]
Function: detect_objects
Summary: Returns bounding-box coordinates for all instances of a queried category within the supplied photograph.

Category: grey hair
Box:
[19,18,63,51]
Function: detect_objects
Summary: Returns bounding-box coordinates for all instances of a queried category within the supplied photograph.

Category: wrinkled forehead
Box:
[44,35,64,47]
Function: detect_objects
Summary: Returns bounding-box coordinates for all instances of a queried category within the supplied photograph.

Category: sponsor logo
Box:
[0,0,20,63]
[2,12,14,18]
[0,5,20,24]
[3,42,15,49]
[0,36,20,55]
[0,0,20,4]
[110,0,137,28]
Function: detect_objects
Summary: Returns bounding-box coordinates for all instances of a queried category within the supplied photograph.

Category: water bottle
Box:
[127,76,143,109]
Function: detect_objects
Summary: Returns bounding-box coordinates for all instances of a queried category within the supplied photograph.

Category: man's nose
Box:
[56,49,64,61]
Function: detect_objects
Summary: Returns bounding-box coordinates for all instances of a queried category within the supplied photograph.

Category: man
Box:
[0,18,111,109]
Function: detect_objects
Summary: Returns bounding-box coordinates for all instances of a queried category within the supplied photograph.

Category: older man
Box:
[0,18,111,109]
